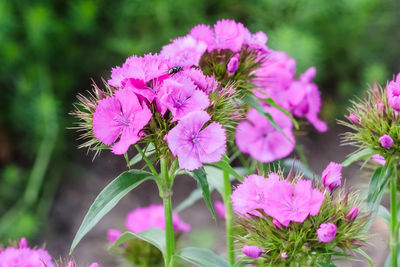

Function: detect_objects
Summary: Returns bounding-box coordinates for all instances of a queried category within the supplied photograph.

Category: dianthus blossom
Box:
[387,73,400,111]
[317,223,337,243]
[321,162,342,192]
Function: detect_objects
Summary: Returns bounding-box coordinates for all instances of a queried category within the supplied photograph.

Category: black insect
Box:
[168,65,183,75]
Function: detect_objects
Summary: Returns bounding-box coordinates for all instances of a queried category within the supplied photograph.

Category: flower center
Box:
[114,111,134,127]
[190,133,200,144]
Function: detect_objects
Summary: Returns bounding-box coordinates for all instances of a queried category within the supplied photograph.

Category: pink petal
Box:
[92,96,122,145]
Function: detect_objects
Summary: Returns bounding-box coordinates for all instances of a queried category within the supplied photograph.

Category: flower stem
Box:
[390,161,398,267]
[160,157,175,267]
[223,170,235,265]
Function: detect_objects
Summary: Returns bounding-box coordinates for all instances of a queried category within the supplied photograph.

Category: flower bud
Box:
[317,223,337,243]
[281,252,288,259]
[345,206,359,221]
[379,134,393,148]
[321,162,342,192]
[18,237,28,249]
[107,229,122,243]
[227,54,240,74]
[242,245,263,258]
[273,218,283,230]
[348,113,359,125]
[377,103,385,114]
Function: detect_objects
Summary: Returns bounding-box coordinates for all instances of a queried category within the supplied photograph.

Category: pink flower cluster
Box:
[231,174,325,227]
[94,52,225,170]
[107,204,191,243]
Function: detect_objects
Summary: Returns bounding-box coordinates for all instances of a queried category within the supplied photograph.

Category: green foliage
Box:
[174,247,231,267]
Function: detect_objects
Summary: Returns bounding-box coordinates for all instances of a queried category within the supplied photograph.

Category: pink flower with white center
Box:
[0,238,55,267]
[265,179,325,226]
[231,174,279,217]
[214,201,226,219]
[92,88,152,155]
[235,107,295,163]
[158,76,210,121]
[317,223,337,243]
[227,53,240,74]
[244,29,269,52]
[379,134,393,148]
[126,205,190,233]
[214,19,245,52]
[160,36,207,67]
[241,245,263,258]
[387,73,400,111]
[107,229,122,243]
[189,24,215,52]
[166,111,226,171]
[182,68,218,94]
[287,67,328,132]
[321,162,342,192]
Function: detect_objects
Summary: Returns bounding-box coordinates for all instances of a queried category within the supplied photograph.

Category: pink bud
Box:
[242,245,263,258]
[67,261,76,267]
[107,229,122,243]
[371,154,386,165]
[281,252,288,258]
[317,223,337,243]
[214,201,225,219]
[348,113,359,125]
[321,162,342,192]
[227,54,240,73]
[345,206,359,221]
[377,103,385,114]
[89,263,99,267]
[18,237,28,249]
[379,134,393,148]
[273,218,283,230]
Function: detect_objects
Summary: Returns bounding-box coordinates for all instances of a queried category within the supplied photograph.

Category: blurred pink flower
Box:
[92,88,152,155]
[214,201,226,219]
[372,154,386,165]
[379,134,393,148]
[235,107,295,162]
[158,76,209,121]
[317,223,337,243]
[244,29,269,52]
[214,19,245,52]
[241,245,263,258]
[321,162,342,192]
[348,113,359,125]
[166,111,226,170]
[160,36,207,67]
[107,229,122,243]
[126,204,190,233]
[88,263,99,267]
[387,73,400,111]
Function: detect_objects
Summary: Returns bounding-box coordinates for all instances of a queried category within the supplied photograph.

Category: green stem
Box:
[160,157,175,267]
[223,170,235,265]
[391,162,398,267]
[135,144,158,176]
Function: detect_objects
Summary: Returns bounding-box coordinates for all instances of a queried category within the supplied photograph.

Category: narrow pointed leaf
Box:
[70,169,154,254]
[342,148,374,167]
[367,165,393,203]
[176,247,231,267]
[109,228,166,255]
[192,168,216,221]
[128,143,155,167]
[211,155,242,180]
[354,248,373,267]
[259,97,299,129]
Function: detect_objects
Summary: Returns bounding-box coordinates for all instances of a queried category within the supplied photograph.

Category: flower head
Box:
[244,29,269,52]
[321,162,342,192]
[160,36,207,67]
[387,73,400,111]
[189,24,215,51]
[379,134,393,148]
[182,68,218,94]
[235,107,295,162]
[166,111,226,170]
[317,223,337,243]
[242,245,263,258]
[92,88,152,155]
[214,19,245,52]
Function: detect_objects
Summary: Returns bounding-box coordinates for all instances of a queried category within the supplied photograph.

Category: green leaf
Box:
[192,168,216,221]
[354,248,373,267]
[342,148,374,167]
[367,165,393,204]
[129,143,155,167]
[175,247,231,267]
[259,97,299,129]
[70,169,154,254]
[109,228,166,255]
[211,155,242,180]
[377,205,391,224]
[242,94,292,142]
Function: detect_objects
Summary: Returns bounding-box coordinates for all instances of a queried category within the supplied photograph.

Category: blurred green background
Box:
[0,0,399,242]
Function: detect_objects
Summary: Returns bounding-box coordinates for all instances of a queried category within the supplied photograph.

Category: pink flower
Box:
[379,134,393,148]
[107,229,122,243]
[241,245,263,258]
[265,179,325,226]
[189,24,215,51]
[182,68,218,94]
[321,162,342,192]
[166,111,226,170]
[235,107,295,162]
[345,206,359,221]
[89,263,99,267]
[214,201,226,219]
[281,252,288,259]
[126,204,191,233]
[160,36,207,67]
[227,53,240,73]
[0,238,55,267]
[67,261,75,267]
[287,67,328,132]
[244,29,269,52]
[214,19,245,52]
[92,88,152,155]
[317,223,337,243]
[18,237,28,249]
[372,154,386,165]
[231,174,279,217]
[348,113,359,124]
[387,73,400,111]
[158,76,209,121]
